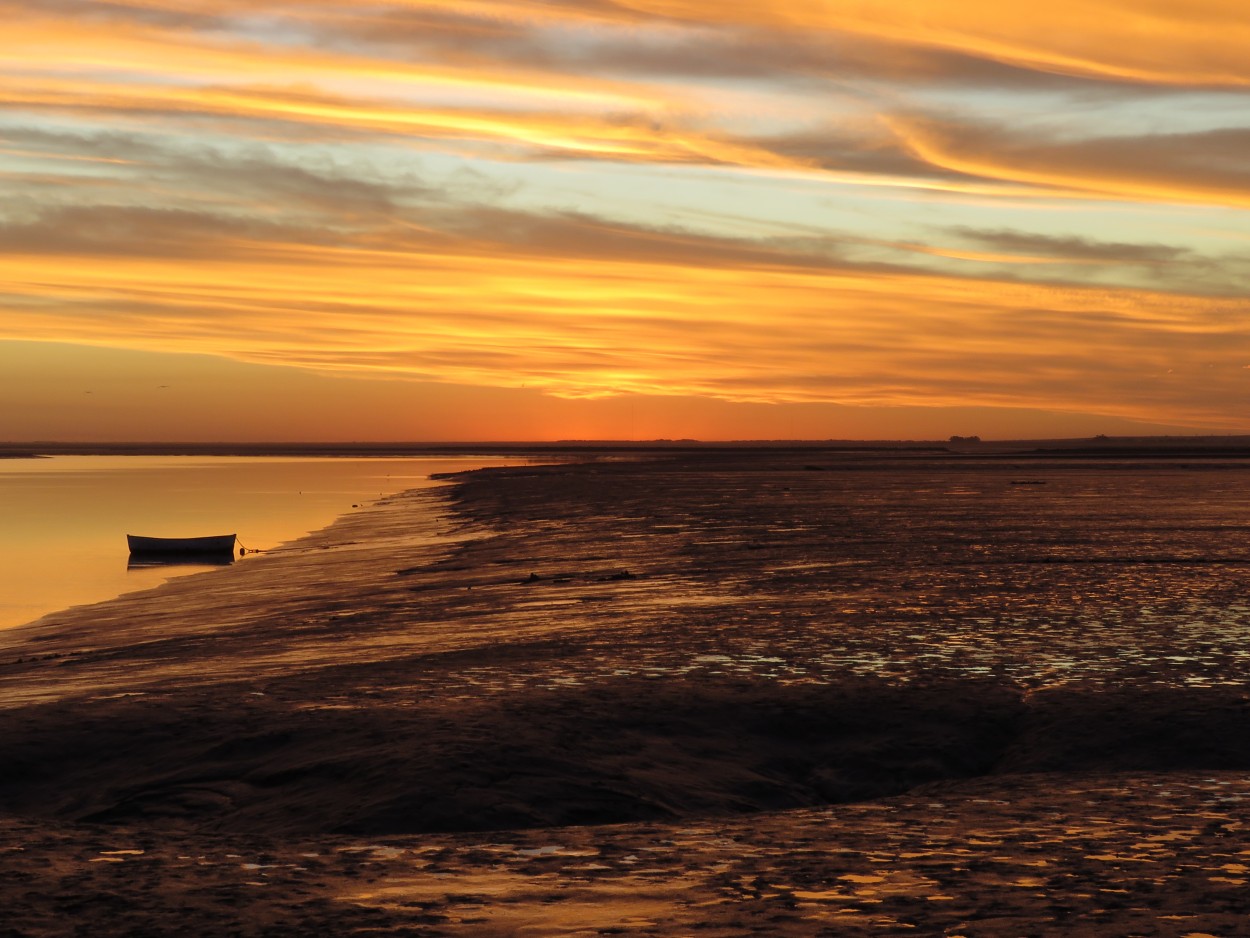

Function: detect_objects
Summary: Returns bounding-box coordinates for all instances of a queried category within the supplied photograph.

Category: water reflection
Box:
[126,555,236,571]
[0,455,518,628]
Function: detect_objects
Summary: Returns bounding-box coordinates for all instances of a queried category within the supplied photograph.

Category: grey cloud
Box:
[949,228,1191,265]
[0,0,224,29]
[0,127,428,226]
[757,127,966,182]
[912,117,1250,204]
[0,205,321,258]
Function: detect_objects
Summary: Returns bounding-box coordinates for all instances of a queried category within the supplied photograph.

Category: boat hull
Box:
[127,534,237,557]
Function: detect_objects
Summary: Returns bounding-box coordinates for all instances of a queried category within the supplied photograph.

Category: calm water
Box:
[0,455,517,629]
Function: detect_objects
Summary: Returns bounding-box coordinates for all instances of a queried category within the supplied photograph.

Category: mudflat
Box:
[3,451,1250,936]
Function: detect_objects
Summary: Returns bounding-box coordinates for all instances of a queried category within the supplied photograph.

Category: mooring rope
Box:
[237,539,313,557]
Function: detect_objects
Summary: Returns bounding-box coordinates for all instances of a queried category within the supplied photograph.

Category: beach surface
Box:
[3,451,1250,935]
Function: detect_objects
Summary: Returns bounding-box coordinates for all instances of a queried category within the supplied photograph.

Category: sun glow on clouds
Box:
[1,0,1248,438]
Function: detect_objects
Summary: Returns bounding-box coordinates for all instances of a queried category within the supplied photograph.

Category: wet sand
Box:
[3,452,1250,935]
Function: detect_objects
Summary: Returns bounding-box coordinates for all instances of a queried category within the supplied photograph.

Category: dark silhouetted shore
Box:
[3,449,1250,935]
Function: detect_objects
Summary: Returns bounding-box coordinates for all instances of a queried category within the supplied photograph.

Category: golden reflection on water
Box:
[0,455,514,629]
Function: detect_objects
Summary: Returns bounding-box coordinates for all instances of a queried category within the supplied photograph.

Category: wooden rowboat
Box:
[127,534,237,557]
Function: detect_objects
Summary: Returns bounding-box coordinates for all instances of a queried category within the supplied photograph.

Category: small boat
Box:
[127,533,238,557]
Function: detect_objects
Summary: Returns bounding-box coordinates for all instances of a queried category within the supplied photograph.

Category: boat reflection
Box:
[126,552,236,570]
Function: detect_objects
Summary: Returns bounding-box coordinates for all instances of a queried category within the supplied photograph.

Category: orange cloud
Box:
[610,0,1250,87]
[0,10,652,110]
[0,210,1246,430]
[0,74,812,172]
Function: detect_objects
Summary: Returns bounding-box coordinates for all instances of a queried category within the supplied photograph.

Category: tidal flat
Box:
[3,450,1250,936]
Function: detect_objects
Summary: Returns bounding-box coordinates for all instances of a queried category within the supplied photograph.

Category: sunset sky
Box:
[2,0,1249,441]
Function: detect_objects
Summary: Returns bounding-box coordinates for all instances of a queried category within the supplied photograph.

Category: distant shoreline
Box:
[4,435,1250,460]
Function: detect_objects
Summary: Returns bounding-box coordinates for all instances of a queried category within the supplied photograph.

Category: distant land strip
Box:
[3,436,1250,460]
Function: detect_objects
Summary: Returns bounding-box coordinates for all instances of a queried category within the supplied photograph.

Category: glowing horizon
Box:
[1,1,1248,440]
